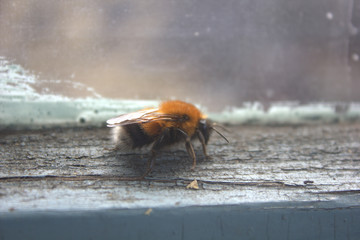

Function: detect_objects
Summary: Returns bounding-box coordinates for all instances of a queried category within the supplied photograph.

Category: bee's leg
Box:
[140,149,157,179]
[177,129,197,170]
[185,138,197,170]
[140,128,170,178]
[196,129,208,157]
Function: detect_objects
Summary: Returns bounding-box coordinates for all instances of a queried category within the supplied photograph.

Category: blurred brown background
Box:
[1,0,359,110]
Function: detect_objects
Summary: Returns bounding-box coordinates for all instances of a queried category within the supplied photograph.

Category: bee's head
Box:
[198,119,212,144]
[198,119,229,144]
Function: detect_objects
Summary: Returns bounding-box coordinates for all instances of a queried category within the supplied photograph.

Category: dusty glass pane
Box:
[0,0,359,111]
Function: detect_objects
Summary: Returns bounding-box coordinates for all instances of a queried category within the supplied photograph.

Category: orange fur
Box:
[142,100,202,137]
[159,100,201,136]
[142,121,162,136]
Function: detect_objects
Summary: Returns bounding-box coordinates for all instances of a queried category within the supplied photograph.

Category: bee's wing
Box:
[107,108,185,127]
[106,108,159,127]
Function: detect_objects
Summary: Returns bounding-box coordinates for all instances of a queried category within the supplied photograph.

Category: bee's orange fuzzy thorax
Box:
[141,100,204,137]
[159,100,202,136]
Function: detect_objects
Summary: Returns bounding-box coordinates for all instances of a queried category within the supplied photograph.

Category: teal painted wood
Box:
[1,203,360,240]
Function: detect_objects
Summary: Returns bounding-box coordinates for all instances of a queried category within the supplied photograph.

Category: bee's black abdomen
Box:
[151,127,186,150]
[123,123,154,148]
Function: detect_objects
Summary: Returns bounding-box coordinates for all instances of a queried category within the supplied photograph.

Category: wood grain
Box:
[1,124,359,211]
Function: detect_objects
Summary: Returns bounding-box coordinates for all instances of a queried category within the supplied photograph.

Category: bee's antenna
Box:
[212,122,230,133]
[210,126,229,143]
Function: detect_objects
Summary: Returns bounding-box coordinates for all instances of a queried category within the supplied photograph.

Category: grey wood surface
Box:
[1,124,360,211]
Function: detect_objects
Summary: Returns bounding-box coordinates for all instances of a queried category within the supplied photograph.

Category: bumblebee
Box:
[107,100,228,178]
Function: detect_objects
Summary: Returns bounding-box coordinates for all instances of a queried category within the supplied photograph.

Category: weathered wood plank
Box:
[1,124,360,211]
